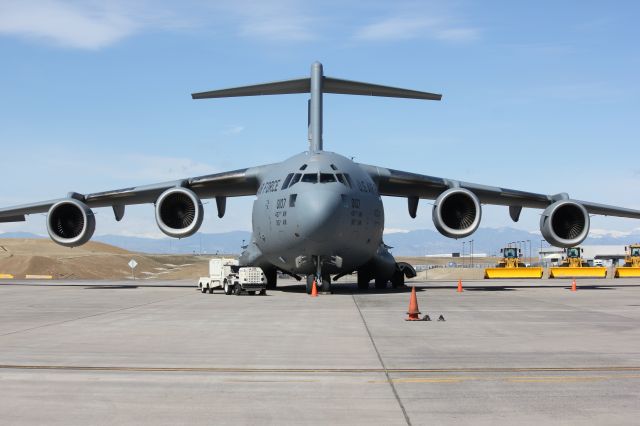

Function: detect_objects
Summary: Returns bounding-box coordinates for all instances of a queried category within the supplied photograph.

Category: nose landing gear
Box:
[306,256,332,294]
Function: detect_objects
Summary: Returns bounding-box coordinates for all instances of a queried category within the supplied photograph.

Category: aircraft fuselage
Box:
[246,151,384,276]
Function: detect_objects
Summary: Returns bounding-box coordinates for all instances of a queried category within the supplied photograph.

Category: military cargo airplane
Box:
[2,62,640,293]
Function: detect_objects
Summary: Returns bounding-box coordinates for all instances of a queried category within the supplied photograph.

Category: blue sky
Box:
[0,0,639,239]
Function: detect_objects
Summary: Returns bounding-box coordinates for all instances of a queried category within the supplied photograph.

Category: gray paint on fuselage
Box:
[246,151,383,275]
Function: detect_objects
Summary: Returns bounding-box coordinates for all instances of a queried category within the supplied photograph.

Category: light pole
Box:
[527,239,531,265]
[462,241,466,268]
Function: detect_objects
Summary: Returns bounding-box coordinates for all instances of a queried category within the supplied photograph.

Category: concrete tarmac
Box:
[1,278,639,425]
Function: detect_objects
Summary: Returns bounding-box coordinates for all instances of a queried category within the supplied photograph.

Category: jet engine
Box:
[540,200,589,248]
[155,187,203,238]
[432,188,481,239]
[46,199,96,247]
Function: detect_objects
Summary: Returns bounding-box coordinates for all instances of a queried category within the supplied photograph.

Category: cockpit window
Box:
[336,173,350,187]
[320,173,337,183]
[301,173,318,183]
[281,173,294,190]
[343,173,354,188]
[289,173,301,187]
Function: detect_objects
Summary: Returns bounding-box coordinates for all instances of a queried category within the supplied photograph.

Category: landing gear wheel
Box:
[234,285,242,296]
[265,269,277,290]
[306,275,315,294]
[391,270,405,288]
[374,278,388,290]
[320,275,331,293]
[357,272,369,291]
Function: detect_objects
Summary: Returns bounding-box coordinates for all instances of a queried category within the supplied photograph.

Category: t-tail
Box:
[192,61,442,153]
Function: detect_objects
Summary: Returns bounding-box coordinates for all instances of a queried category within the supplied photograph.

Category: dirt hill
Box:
[0,239,210,280]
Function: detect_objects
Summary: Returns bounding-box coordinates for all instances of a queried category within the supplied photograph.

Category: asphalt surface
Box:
[1,278,639,425]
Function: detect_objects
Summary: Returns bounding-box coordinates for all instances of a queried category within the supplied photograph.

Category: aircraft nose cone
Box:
[297,190,344,243]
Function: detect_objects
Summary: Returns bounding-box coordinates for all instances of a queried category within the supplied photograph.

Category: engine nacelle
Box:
[432,188,481,239]
[46,199,96,247]
[155,187,203,238]
[540,200,589,248]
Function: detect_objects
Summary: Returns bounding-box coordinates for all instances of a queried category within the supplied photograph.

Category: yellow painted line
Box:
[378,374,640,385]
[1,365,640,374]
[25,275,53,280]
[224,379,318,383]
[0,274,14,279]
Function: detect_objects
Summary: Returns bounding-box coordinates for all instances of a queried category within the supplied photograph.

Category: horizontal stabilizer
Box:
[323,77,441,100]
[192,78,309,99]
[192,77,441,101]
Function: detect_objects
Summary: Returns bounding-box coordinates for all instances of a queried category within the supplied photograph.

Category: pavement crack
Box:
[352,294,412,426]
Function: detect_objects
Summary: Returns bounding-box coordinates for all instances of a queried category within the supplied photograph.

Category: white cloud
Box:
[354,16,479,43]
[223,125,245,135]
[116,155,216,181]
[588,228,634,239]
[215,0,317,42]
[0,0,318,49]
[0,0,139,49]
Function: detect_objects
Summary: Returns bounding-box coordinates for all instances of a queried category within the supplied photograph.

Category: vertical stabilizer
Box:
[309,62,323,152]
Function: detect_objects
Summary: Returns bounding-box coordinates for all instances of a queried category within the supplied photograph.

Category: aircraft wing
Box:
[0,165,269,223]
[361,164,640,219]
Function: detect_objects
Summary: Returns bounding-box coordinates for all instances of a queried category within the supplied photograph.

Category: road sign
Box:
[128,259,138,280]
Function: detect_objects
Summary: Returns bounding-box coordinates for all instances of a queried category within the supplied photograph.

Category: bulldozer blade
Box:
[614,267,640,278]
[549,267,607,279]
[484,267,543,279]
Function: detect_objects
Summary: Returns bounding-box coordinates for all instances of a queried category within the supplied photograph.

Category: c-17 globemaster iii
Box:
[2,62,640,293]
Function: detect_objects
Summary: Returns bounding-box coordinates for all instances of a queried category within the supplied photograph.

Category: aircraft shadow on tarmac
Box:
[277,283,414,295]
[84,285,139,290]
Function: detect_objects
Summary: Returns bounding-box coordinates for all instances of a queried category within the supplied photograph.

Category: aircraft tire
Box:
[306,275,314,294]
[265,269,277,290]
[357,272,369,291]
[374,278,388,290]
[391,270,405,288]
[320,275,331,293]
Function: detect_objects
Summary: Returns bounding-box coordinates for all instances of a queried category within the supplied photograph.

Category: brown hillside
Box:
[0,239,209,280]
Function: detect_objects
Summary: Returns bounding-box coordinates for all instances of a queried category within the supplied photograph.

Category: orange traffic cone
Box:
[571,279,577,292]
[457,279,463,293]
[406,286,421,321]
[311,279,318,297]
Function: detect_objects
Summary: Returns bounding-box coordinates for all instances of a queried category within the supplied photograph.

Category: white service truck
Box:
[198,258,266,295]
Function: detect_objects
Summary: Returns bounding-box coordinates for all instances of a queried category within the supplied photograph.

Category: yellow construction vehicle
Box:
[614,244,640,278]
[549,247,607,278]
[484,246,543,279]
